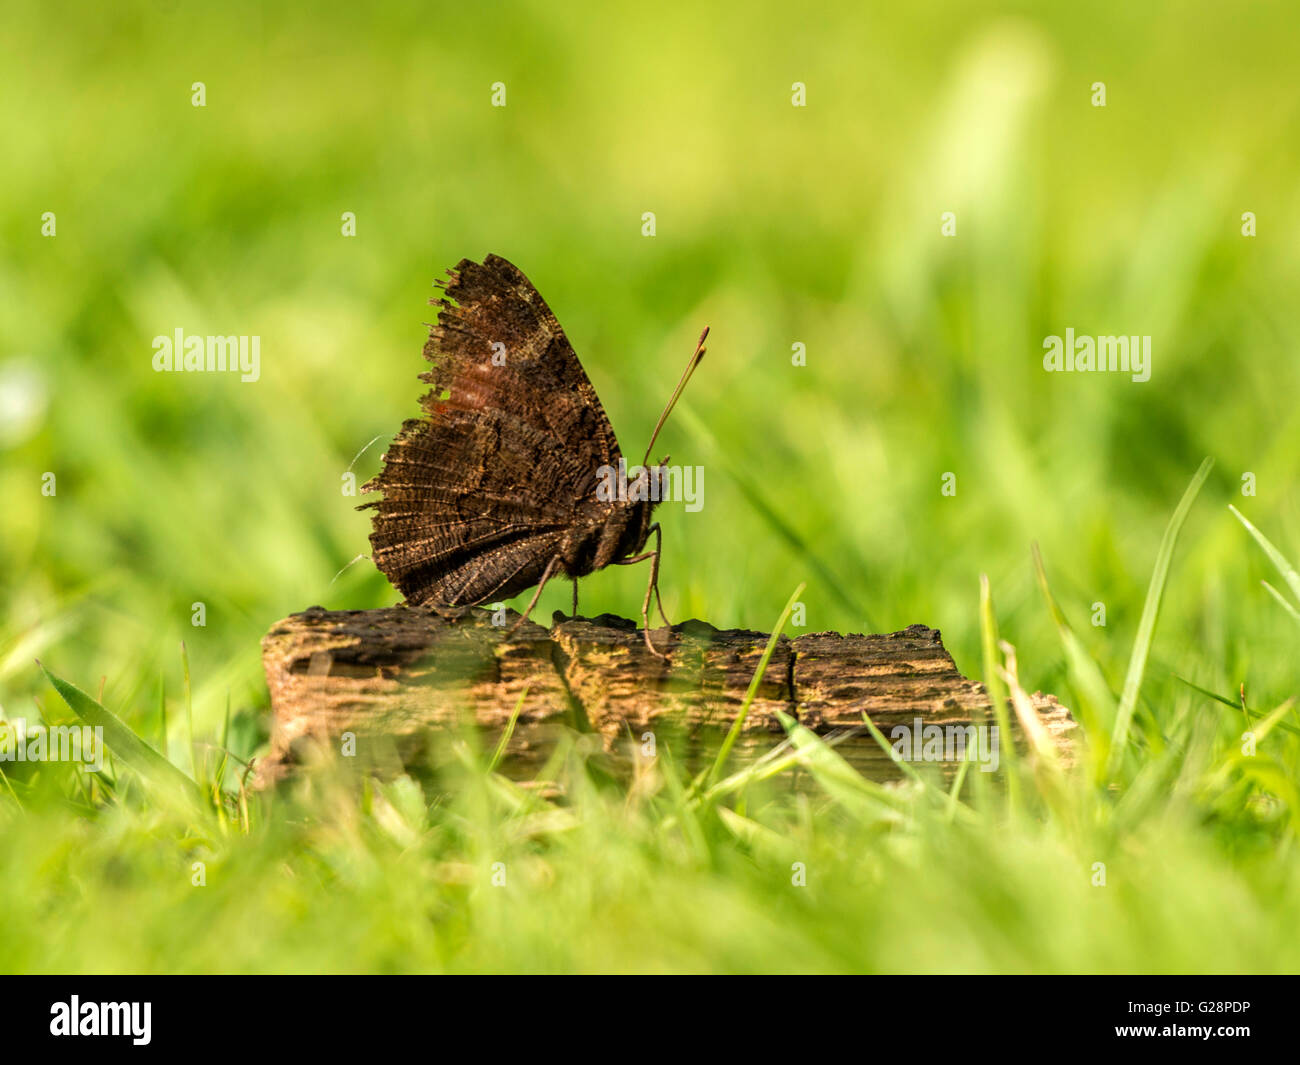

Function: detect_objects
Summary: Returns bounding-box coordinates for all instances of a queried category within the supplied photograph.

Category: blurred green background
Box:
[2,0,1300,973]
[5,0,1298,734]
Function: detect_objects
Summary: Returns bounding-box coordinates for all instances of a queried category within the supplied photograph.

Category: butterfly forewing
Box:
[361,255,622,606]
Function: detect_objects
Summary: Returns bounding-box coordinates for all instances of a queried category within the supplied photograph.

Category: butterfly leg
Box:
[570,578,579,620]
[642,523,671,658]
[650,535,671,632]
[505,555,562,638]
[616,523,669,658]
[643,523,671,631]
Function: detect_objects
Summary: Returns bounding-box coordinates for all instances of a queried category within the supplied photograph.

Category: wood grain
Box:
[256,606,1075,786]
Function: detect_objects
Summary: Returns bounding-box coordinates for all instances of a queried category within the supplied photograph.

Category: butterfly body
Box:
[559,472,660,578]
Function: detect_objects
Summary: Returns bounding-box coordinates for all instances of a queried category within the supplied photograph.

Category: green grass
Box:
[3,0,1300,972]
[4,472,1298,973]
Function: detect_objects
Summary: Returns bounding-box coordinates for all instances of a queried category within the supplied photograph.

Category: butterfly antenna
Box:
[347,435,386,472]
[329,553,370,586]
[642,327,708,468]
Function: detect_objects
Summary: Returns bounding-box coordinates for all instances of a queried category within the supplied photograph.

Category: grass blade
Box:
[1032,542,1119,774]
[774,710,903,817]
[1173,674,1239,710]
[707,582,805,787]
[157,671,168,759]
[1229,504,1300,608]
[488,685,529,773]
[39,662,202,813]
[181,640,200,787]
[979,574,1018,808]
[1175,675,1300,738]
[1261,580,1300,625]
[1106,457,1213,779]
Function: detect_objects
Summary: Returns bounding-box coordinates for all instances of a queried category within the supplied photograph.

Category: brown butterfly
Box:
[360,254,706,657]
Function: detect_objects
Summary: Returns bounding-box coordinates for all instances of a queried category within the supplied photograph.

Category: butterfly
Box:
[360,254,707,658]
